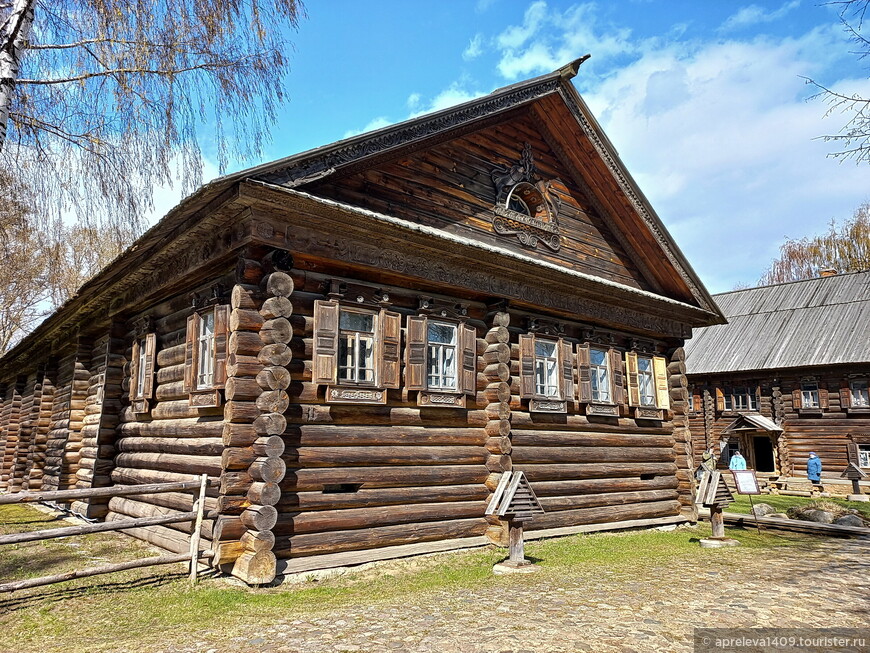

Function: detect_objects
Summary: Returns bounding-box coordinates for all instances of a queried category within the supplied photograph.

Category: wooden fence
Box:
[0,476,215,593]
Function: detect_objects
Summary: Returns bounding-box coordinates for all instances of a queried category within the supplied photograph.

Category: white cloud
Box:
[720,1,801,32]
[409,82,487,117]
[463,33,485,61]
[342,116,392,139]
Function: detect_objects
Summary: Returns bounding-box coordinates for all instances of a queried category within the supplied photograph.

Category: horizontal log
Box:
[256,390,289,414]
[274,500,488,536]
[521,462,678,482]
[511,413,672,433]
[240,504,278,531]
[226,354,263,378]
[254,412,286,436]
[223,422,258,447]
[278,483,489,512]
[264,271,294,298]
[231,550,276,585]
[485,325,509,344]
[225,401,261,424]
[116,437,223,456]
[531,475,679,497]
[260,318,292,346]
[512,446,675,465]
[228,330,264,357]
[151,400,222,420]
[538,488,679,512]
[248,481,281,506]
[236,259,264,285]
[273,517,488,558]
[282,445,486,468]
[258,343,293,367]
[284,405,484,427]
[249,457,286,483]
[230,308,265,333]
[527,499,681,531]
[156,345,186,368]
[113,452,222,476]
[105,515,201,554]
[241,529,275,552]
[0,479,213,504]
[225,377,262,401]
[281,464,489,492]
[257,366,291,391]
[231,283,262,310]
[260,296,293,320]
[510,431,675,448]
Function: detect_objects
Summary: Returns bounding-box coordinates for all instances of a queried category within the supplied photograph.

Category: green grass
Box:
[0,504,809,653]
[728,494,870,520]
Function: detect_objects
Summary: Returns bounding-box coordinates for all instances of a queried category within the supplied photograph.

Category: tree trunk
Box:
[0,0,35,151]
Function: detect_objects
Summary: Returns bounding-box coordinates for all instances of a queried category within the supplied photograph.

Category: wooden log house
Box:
[0,60,725,584]
[685,270,870,481]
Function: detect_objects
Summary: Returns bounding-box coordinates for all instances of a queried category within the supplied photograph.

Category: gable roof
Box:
[1,59,723,373]
[685,270,870,375]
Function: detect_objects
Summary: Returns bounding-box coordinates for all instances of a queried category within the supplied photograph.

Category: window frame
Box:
[337,307,378,387]
[518,334,574,411]
[129,332,157,410]
[184,305,229,407]
[404,314,476,405]
[850,379,869,408]
[589,347,612,404]
[801,381,820,408]
[858,444,870,469]
[625,352,670,414]
[426,320,459,392]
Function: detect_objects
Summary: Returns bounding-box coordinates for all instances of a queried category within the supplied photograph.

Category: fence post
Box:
[189,474,208,583]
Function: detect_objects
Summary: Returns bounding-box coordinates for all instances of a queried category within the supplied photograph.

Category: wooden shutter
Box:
[792,388,802,409]
[560,339,574,402]
[518,334,535,399]
[142,333,157,399]
[819,383,829,410]
[129,339,140,401]
[461,323,477,396]
[577,343,591,403]
[625,352,640,407]
[313,300,339,385]
[653,356,669,410]
[840,380,851,409]
[610,349,625,407]
[379,310,402,390]
[183,313,199,393]
[213,305,229,388]
[715,387,725,412]
[405,315,427,391]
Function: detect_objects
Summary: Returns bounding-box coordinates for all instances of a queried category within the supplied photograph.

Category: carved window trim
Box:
[845,378,870,414]
[793,377,826,415]
[625,352,669,419]
[518,333,573,413]
[405,313,476,408]
[577,343,625,416]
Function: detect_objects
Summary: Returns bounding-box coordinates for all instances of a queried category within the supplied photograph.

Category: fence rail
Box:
[0,475,215,593]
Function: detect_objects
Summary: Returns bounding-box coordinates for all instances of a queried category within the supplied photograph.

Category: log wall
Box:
[688,365,870,477]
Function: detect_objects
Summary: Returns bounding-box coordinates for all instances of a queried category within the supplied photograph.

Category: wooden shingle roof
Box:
[685,270,870,375]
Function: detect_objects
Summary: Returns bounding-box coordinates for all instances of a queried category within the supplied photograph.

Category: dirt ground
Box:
[167,535,869,653]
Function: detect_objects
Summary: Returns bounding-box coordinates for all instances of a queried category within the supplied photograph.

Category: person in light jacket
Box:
[807,452,822,485]
[729,451,746,470]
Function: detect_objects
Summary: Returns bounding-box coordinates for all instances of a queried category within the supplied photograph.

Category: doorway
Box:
[752,436,775,472]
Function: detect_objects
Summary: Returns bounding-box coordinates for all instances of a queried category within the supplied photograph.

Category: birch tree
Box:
[0,0,303,234]
[759,203,870,284]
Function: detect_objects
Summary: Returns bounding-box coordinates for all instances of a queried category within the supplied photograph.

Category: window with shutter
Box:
[404,315,473,408]
[184,306,228,408]
[130,333,157,410]
[589,347,611,403]
[849,379,869,408]
[520,334,571,413]
[652,356,670,411]
[313,300,399,404]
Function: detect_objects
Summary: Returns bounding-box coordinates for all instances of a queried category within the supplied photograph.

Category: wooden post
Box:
[507,517,527,565]
[189,473,208,583]
[709,505,725,539]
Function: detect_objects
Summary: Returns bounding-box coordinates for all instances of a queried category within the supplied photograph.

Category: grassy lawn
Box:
[727,494,870,520]
[0,503,808,653]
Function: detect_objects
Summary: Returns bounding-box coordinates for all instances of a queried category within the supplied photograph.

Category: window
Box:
[731,387,758,411]
[688,392,695,412]
[518,334,573,407]
[129,332,156,409]
[405,315,476,401]
[534,340,559,397]
[859,445,870,469]
[197,310,215,390]
[589,348,611,403]
[312,300,401,397]
[801,382,819,408]
[636,357,655,407]
[184,306,229,407]
[850,380,869,407]
[723,392,733,411]
[625,353,670,412]
[427,321,458,391]
[338,310,376,385]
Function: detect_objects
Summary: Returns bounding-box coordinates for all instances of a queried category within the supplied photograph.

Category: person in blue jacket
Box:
[728,451,747,470]
[807,452,822,485]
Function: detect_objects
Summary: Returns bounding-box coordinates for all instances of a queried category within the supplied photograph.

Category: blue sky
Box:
[161,0,870,294]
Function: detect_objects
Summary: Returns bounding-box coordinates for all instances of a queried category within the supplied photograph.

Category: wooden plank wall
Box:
[310,113,650,292]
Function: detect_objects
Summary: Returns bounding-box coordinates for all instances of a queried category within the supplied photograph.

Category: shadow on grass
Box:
[0,550,83,579]
[0,571,185,614]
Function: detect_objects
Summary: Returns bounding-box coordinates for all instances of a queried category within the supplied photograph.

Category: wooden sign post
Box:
[841,463,868,502]
[486,471,544,573]
[695,470,740,547]
[731,469,762,535]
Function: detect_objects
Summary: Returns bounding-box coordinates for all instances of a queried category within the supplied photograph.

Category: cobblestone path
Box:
[180,536,869,653]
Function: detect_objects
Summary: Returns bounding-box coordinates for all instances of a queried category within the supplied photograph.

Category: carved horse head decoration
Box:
[490,143,562,252]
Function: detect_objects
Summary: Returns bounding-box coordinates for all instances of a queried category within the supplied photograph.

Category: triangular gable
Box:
[721,413,783,434]
[486,471,544,518]
[247,58,722,319]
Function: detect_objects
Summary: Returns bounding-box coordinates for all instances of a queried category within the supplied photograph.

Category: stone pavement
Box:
[180,535,870,653]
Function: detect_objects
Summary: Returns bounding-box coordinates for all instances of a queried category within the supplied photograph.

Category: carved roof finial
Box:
[558,54,591,80]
